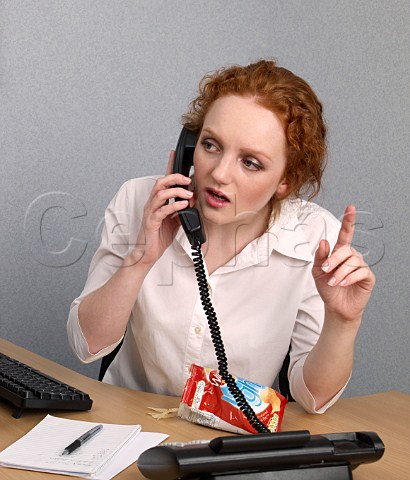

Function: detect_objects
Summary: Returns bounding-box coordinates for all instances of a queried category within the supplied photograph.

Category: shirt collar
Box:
[174,198,315,271]
[175,226,196,260]
[262,198,315,263]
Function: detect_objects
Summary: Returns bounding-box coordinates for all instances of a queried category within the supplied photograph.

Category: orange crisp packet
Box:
[178,364,287,435]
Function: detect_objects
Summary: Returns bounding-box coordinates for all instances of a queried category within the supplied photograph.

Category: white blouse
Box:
[67,176,347,414]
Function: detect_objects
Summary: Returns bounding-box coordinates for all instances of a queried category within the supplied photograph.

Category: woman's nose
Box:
[210,155,233,184]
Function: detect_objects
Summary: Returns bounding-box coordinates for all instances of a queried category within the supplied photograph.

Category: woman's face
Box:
[193,95,288,235]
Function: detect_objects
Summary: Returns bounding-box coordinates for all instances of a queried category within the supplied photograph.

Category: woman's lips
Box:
[204,188,230,208]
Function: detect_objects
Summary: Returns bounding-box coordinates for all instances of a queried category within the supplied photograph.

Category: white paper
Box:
[0,415,164,478]
[92,432,169,480]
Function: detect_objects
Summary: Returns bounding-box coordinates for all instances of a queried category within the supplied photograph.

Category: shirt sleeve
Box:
[288,286,350,413]
[287,207,346,413]
[67,303,124,363]
[67,180,136,363]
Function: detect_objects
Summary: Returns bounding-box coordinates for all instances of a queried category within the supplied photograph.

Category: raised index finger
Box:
[334,204,356,250]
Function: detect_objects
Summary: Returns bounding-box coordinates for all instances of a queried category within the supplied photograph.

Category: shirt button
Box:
[194,326,201,335]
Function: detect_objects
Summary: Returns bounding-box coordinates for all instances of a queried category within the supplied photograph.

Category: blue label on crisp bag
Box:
[220,377,264,411]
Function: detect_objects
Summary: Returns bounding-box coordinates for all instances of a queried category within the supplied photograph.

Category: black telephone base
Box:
[201,463,352,479]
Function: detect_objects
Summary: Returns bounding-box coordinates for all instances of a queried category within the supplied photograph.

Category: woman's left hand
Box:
[312,205,376,322]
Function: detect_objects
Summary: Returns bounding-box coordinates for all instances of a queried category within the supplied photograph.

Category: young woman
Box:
[67,59,375,414]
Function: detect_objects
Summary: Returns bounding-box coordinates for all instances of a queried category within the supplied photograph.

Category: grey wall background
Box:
[1,0,409,398]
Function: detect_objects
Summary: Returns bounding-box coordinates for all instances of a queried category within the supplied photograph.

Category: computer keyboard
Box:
[0,351,93,418]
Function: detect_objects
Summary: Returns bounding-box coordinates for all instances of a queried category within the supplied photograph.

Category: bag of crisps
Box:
[178,364,287,435]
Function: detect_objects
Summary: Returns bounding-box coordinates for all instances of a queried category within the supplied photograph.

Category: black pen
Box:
[62,424,103,455]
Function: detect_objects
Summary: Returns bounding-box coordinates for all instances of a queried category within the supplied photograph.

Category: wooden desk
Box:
[0,339,409,479]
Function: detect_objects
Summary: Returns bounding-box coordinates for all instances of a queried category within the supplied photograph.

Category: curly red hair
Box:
[182,59,327,201]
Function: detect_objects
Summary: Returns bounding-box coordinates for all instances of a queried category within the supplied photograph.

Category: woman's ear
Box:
[275,178,289,199]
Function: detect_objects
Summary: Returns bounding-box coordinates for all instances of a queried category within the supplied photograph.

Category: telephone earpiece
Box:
[173,128,206,246]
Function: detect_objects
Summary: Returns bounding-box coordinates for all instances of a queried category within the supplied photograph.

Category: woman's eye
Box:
[201,140,218,152]
[243,158,262,171]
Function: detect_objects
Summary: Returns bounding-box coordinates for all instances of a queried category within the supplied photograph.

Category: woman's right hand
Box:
[128,151,194,267]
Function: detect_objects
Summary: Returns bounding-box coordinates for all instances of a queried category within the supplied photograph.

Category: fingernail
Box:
[327,276,336,286]
[321,262,330,272]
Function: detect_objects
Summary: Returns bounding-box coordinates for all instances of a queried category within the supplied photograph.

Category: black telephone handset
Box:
[173,127,206,246]
[172,128,270,434]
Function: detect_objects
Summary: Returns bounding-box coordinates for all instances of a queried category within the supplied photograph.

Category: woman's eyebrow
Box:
[200,127,219,138]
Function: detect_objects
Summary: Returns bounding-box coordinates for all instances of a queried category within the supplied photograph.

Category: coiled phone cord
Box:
[191,239,270,434]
